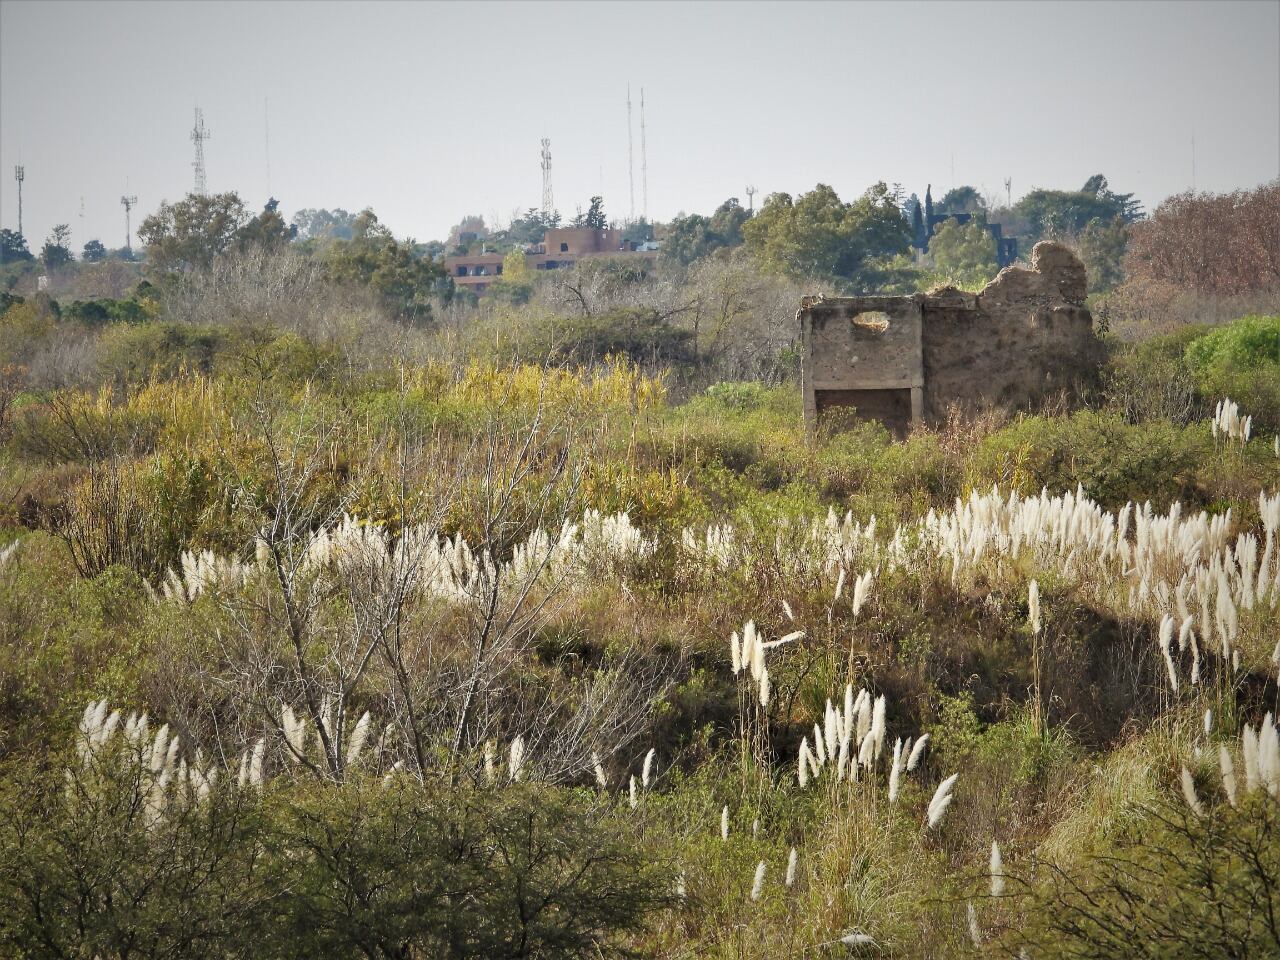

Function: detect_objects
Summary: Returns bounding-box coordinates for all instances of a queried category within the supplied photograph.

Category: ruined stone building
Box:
[800,242,1103,436]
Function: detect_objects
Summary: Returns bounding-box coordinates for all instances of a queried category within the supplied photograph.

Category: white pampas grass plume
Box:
[345,711,371,767]
[1180,766,1204,816]
[870,694,886,760]
[1220,745,1238,807]
[907,734,929,771]
[888,738,903,803]
[484,741,497,784]
[720,805,730,841]
[675,870,686,899]
[967,902,982,947]
[750,860,767,901]
[508,736,526,782]
[836,932,877,947]
[782,599,795,622]
[770,630,805,648]
[629,775,638,809]
[1028,580,1042,634]
[785,847,798,887]
[990,841,1005,897]
[927,773,959,828]
[857,730,875,768]
[730,630,742,675]
[1243,724,1260,793]
[852,570,873,617]
[834,567,846,603]
[1158,615,1179,693]
[248,738,265,787]
[593,752,608,790]
[642,748,656,789]
[797,738,811,787]
[759,667,771,708]
[1204,709,1213,736]
[1260,715,1280,797]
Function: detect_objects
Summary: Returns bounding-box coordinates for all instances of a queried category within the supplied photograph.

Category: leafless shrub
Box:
[47,460,170,581]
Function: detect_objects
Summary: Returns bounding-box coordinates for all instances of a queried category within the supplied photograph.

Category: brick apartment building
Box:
[445,227,660,294]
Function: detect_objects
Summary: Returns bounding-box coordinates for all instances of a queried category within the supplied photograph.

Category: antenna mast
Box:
[627,85,635,222]
[540,138,554,222]
[191,108,210,196]
[640,87,648,221]
[120,194,138,253]
[13,166,24,236]
[1003,177,1012,209]
[745,185,757,214]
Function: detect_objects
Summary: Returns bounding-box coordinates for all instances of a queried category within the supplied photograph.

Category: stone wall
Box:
[800,242,1104,435]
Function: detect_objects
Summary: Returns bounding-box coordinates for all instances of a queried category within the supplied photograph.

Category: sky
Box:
[1,0,1278,251]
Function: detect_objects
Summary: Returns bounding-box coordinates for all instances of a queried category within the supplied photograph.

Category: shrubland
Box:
[0,181,1278,958]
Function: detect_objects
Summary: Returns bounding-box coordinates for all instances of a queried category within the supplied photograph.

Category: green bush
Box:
[1184,314,1280,432]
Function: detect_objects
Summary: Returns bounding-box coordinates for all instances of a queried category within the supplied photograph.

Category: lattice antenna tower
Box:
[191,108,211,196]
[13,165,24,235]
[640,88,648,221]
[540,138,554,221]
[627,85,635,222]
[745,185,757,214]
[1003,177,1012,209]
[120,194,138,253]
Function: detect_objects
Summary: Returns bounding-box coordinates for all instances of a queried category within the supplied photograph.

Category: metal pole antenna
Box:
[191,108,210,196]
[14,166,24,236]
[540,138,553,222]
[627,85,635,223]
[121,195,138,253]
[745,185,757,215]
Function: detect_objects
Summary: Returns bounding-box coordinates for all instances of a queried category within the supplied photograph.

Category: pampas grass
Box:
[1219,745,1238,807]
[907,734,930,771]
[720,804,729,841]
[1180,767,1204,816]
[508,736,526,782]
[927,774,959,828]
[990,841,1005,897]
[750,861,767,901]
[785,847,798,887]
[642,748,656,789]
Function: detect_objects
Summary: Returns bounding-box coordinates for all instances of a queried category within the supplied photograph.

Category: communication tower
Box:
[627,85,635,222]
[13,166,24,235]
[540,138,554,221]
[745,185,757,214]
[120,194,138,253]
[191,108,210,195]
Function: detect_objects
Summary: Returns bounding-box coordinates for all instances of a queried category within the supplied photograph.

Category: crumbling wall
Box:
[800,242,1103,434]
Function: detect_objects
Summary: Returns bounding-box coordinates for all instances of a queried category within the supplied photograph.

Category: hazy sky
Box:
[2,0,1277,250]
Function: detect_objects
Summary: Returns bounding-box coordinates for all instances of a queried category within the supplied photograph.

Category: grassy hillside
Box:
[0,301,1278,958]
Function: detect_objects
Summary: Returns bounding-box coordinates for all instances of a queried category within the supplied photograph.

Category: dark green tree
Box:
[927,218,999,287]
[742,182,911,290]
[1015,175,1143,242]
[137,192,249,272]
[571,197,607,230]
[81,239,108,263]
[233,198,297,253]
[0,229,33,263]
[322,209,448,322]
[1077,215,1129,292]
[290,207,357,242]
[936,185,985,214]
[40,224,74,270]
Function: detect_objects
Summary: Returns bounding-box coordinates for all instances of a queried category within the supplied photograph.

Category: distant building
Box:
[445,227,660,294]
[916,184,1019,269]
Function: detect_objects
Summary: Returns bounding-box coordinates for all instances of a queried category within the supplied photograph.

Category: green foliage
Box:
[81,239,108,263]
[1185,315,1280,433]
[935,185,984,215]
[742,182,910,290]
[1016,174,1143,242]
[41,223,74,271]
[508,307,695,366]
[0,754,668,960]
[137,192,249,272]
[321,209,448,322]
[1077,216,1129,292]
[232,197,297,253]
[927,218,999,287]
[1016,793,1280,959]
[290,206,357,243]
[0,228,33,264]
